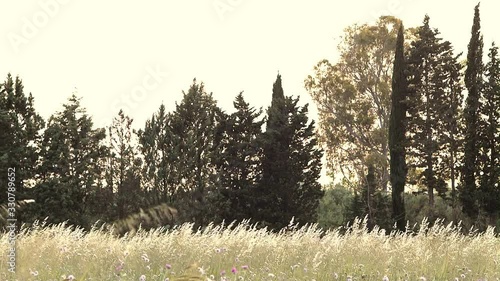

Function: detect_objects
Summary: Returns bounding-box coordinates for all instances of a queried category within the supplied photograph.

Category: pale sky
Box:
[1,0,498,184]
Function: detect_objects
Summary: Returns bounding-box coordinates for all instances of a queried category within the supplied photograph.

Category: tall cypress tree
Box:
[389,23,407,231]
[461,3,484,218]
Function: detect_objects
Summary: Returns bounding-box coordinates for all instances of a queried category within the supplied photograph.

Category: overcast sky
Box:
[1,0,498,184]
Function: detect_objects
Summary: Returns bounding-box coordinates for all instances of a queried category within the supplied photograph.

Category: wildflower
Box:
[215,248,221,253]
[347,276,353,281]
[199,266,206,275]
[419,277,427,281]
[454,278,459,281]
[231,267,237,274]
[333,272,339,279]
[383,275,389,281]
[461,274,466,279]
[116,261,124,272]
[66,275,75,281]
[220,270,226,276]
[268,273,275,277]
[165,263,172,269]
[241,265,249,270]
[30,269,39,276]
[139,275,146,281]
[141,253,149,263]
[164,278,169,281]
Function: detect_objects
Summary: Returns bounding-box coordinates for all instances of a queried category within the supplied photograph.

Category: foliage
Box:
[106,109,144,220]
[478,43,500,216]
[214,92,264,224]
[389,22,408,231]
[406,15,464,206]
[0,74,45,206]
[305,16,402,190]
[257,74,324,231]
[169,79,225,227]
[461,3,484,218]
[316,184,353,230]
[28,94,108,228]
[137,104,180,205]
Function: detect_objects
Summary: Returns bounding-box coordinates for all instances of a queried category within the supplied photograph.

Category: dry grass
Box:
[0,218,499,281]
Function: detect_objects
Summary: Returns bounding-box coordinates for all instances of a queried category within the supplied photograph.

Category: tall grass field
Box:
[0,218,499,281]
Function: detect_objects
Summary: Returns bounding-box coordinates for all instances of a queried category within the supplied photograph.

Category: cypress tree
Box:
[258,74,324,231]
[461,3,484,218]
[389,23,407,231]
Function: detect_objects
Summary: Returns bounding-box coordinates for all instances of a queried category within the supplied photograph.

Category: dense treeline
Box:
[1,4,498,235]
[0,75,323,233]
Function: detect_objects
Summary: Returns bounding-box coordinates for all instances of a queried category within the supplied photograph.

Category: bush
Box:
[316,184,353,231]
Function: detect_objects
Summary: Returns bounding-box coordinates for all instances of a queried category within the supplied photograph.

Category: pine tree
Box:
[214,92,264,223]
[407,16,463,206]
[258,74,324,231]
[461,3,484,218]
[32,94,108,228]
[107,110,144,220]
[478,43,500,214]
[137,104,179,206]
[389,23,407,231]
[170,79,224,226]
[0,74,45,205]
[438,43,464,205]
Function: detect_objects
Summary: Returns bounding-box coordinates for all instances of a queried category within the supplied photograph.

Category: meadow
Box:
[0,218,499,281]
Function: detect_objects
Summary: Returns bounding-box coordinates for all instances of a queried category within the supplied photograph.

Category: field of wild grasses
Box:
[0,218,499,281]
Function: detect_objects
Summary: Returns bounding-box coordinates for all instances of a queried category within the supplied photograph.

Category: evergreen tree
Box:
[170,79,224,226]
[214,92,264,223]
[107,110,144,220]
[137,104,180,206]
[478,43,500,215]
[257,74,324,231]
[31,94,108,228]
[461,3,484,218]
[438,43,465,205]
[0,74,45,205]
[389,23,407,231]
[407,16,463,206]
